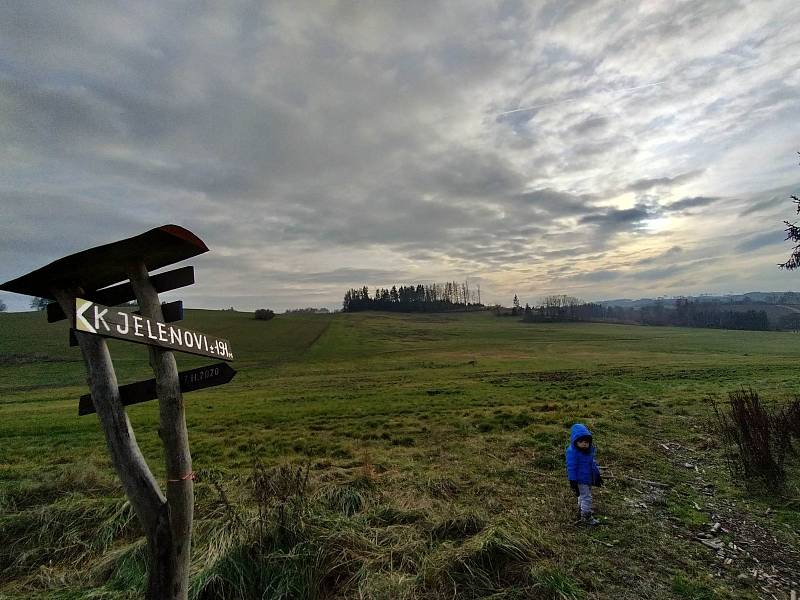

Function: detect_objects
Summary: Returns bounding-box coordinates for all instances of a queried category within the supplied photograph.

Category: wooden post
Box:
[1,226,218,600]
[128,262,193,600]
[51,288,173,598]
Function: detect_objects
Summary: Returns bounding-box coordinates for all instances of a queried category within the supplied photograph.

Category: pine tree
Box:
[780,153,800,269]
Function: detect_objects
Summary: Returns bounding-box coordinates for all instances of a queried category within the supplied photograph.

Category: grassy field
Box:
[1,309,798,599]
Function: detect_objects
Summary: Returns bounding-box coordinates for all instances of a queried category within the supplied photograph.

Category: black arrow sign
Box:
[79,362,236,415]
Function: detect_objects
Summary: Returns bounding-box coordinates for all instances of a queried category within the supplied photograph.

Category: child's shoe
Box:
[580,512,600,526]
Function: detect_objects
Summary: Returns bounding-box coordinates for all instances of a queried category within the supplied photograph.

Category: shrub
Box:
[712,389,800,491]
[254,309,275,321]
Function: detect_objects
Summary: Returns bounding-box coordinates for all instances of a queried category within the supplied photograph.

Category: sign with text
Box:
[68,301,184,347]
[79,363,237,415]
[74,298,234,361]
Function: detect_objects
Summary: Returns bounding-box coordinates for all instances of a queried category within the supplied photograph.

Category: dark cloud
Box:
[629,257,719,282]
[511,189,596,217]
[665,196,719,212]
[634,245,683,266]
[735,231,786,253]
[739,189,795,217]
[626,170,704,192]
[579,204,654,231]
[570,269,620,283]
[569,115,609,135]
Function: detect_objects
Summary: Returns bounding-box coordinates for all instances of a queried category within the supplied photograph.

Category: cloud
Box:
[578,204,654,236]
[634,245,683,266]
[665,196,719,212]
[1,1,799,310]
[735,231,786,253]
[739,186,798,217]
[626,170,705,193]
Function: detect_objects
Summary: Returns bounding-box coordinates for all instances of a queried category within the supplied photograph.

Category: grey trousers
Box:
[577,484,592,515]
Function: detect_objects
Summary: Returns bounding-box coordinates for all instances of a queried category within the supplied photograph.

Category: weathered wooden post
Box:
[0,225,236,599]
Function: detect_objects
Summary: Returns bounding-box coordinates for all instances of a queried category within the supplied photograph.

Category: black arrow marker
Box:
[79,362,236,415]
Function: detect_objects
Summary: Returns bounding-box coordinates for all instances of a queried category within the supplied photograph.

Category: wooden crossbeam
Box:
[48,267,193,322]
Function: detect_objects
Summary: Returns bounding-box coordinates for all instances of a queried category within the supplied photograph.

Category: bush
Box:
[712,388,800,491]
[254,309,275,321]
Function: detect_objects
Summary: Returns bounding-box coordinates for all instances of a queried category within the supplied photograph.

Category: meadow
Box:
[0,309,798,599]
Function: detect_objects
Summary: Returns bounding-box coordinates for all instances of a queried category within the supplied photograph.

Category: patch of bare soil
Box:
[651,440,800,599]
[696,501,800,599]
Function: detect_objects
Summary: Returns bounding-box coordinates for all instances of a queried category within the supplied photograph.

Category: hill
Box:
[599,291,800,308]
[1,310,798,598]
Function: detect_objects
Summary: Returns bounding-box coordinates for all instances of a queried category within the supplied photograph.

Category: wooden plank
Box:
[140,300,184,323]
[74,298,233,361]
[79,363,236,415]
[0,225,207,300]
[69,301,184,347]
[47,267,193,322]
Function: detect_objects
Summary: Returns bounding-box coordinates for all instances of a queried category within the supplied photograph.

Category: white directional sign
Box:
[74,298,234,361]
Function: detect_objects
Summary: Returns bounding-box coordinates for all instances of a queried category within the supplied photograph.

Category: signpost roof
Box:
[0,225,208,300]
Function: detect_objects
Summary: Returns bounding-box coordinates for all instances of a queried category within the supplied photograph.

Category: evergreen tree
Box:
[780,152,800,269]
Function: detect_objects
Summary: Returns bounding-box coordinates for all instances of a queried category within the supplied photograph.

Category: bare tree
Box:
[30,296,49,310]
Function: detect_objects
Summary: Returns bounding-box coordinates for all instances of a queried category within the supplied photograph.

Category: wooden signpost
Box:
[0,225,235,600]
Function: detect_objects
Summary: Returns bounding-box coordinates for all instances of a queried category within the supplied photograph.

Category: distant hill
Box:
[593,292,800,330]
[598,291,800,308]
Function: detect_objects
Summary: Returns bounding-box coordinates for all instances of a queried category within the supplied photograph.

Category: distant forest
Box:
[341,285,800,332]
[343,282,482,312]
[519,296,773,331]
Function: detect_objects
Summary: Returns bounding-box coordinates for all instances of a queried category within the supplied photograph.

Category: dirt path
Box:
[630,441,800,599]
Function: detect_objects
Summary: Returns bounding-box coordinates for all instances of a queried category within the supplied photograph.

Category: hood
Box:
[570,423,592,445]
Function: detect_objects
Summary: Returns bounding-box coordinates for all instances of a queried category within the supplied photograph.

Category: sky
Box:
[1,1,799,312]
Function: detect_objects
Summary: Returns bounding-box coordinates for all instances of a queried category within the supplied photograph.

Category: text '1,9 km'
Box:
[74,298,234,361]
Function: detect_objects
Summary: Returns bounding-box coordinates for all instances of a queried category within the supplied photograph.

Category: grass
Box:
[1,308,799,598]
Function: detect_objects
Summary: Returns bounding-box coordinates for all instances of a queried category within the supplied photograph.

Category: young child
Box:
[565,423,603,525]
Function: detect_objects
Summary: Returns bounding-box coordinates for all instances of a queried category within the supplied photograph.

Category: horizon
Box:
[1,3,799,312]
[5,286,800,315]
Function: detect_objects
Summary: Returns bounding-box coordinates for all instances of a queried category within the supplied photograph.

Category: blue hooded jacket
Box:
[565,423,601,485]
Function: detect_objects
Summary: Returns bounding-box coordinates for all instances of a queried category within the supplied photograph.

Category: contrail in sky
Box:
[498,81,665,116]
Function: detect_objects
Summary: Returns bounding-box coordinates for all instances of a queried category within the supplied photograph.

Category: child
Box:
[565,423,603,525]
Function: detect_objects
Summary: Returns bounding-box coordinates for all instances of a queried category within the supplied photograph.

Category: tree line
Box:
[517,295,771,331]
[343,281,482,312]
